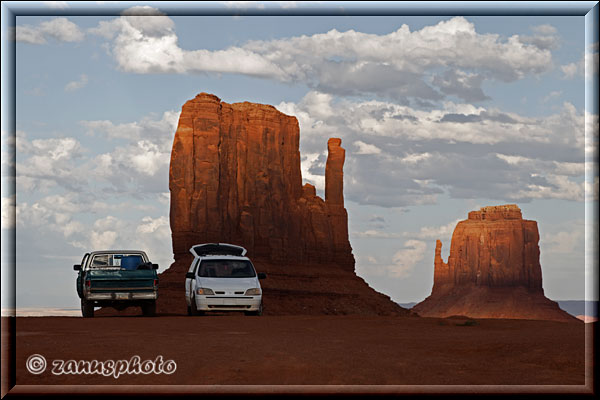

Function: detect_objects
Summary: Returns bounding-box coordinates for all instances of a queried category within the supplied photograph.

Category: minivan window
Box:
[198,260,256,278]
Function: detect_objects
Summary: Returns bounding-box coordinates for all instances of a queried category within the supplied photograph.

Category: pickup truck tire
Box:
[81,299,94,318]
[141,301,156,317]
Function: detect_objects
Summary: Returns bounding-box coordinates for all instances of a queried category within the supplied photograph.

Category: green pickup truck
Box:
[74,250,159,318]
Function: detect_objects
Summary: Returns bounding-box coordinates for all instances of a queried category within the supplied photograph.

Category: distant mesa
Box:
[155,92,409,316]
[413,205,577,322]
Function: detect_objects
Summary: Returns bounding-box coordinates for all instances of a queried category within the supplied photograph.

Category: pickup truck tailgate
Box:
[87,270,156,291]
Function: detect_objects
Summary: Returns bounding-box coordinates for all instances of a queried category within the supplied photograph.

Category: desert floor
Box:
[2,314,592,394]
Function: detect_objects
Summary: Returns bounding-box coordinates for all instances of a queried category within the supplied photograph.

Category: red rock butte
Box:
[413,205,576,322]
[157,93,408,316]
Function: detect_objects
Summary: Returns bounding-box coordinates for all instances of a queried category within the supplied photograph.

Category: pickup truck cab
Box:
[74,250,159,318]
[185,243,266,316]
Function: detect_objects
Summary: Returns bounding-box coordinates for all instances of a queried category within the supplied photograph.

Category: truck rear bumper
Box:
[86,291,158,301]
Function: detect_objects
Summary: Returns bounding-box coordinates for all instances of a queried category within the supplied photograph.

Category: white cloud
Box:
[16,198,86,238]
[81,110,179,145]
[68,214,173,270]
[531,24,557,35]
[282,91,584,147]
[554,161,585,176]
[386,240,427,278]
[432,69,489,102]
[64,74,88,92]
[17,110,179,196]
[354,141,381,155]
[519,24,560,50]
[300,152,326,192]
[352,230,403,239]
[355,239,428,279]
[16,134,87,192]
[366,255,378,264]
[561,62,581,79]
[158,192,170,205]
[91,13,553,101]
[494,154,586,201]
[136,215,169,234]
[88,139,171,193]
[15,17,84,44]
[278,91,587,207]
[130,140,169,176]
[561,44,598,80]
[400,153,431,164]
[410,219,460,241]
[89,230,118,250]
[511,174,584,201]
[542,221,585,254]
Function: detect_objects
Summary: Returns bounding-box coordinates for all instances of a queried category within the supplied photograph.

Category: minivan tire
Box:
[189,296,204,316]
[245,303,263,316]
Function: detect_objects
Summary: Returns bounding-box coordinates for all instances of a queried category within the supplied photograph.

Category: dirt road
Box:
[3,314,590,394]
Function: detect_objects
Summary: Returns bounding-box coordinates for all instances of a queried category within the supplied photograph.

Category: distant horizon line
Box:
[3,299,598,317]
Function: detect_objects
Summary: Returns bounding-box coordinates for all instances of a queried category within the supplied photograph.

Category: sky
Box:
[1,2,598,311]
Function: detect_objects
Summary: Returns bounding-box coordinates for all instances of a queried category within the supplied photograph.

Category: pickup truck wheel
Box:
[81,299,94,318]
[142,301,156,317]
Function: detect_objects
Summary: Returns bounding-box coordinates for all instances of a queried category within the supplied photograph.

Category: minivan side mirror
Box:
[258,272,267,280]
[73,264,81,271]
[152,263,159,270]
[185,272,195,279]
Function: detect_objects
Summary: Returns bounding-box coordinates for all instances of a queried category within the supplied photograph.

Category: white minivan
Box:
[185,243,266,316]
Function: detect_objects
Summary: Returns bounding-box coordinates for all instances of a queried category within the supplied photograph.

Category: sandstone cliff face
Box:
[413,205,576,322]
[157,93,406,316]
[169,93,352,267]
[446,205,542,290]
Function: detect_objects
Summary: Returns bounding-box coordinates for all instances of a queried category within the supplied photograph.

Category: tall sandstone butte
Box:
[159,93,407,316]
[413,205,576,322]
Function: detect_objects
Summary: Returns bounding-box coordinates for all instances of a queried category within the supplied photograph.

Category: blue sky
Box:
[1,2,598,310]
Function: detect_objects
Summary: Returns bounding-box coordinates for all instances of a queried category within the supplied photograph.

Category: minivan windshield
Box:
[198,260,256,278]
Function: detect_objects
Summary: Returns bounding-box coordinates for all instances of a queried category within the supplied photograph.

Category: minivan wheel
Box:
[81,299,94,318]
[190,296,204,316]
[245,303,263,316]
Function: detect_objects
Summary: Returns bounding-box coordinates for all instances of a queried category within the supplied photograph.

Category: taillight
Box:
[85,280,91,287]
[154,279,158,287]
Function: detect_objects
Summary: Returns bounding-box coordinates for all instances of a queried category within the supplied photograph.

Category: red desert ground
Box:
[4,94,591,393]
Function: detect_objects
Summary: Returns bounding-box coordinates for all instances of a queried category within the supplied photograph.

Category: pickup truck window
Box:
[89,253,145,269]
[198,260,256,278]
